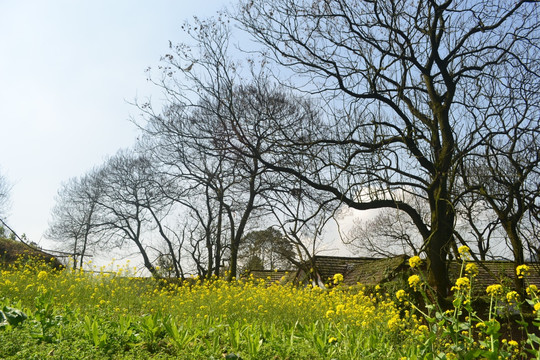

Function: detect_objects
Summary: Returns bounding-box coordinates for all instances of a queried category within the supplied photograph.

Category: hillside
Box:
[0,237,63,269]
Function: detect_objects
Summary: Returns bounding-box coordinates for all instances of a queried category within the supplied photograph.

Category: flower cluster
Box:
[451,277,470,292]
[37,270,48,280]
[395,289,407,302]
[408,275,422,291]
[332,273,344,285]
[457,245,471,260]
[506,291,520,305]
[516,264,530,279]
[486,284,503,297]
[464,263,478,277]
[408,256,422,269]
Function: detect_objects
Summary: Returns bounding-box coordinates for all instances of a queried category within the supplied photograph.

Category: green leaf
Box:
[0,311,9,328]
[527,333,540,345]
[485,319,500,336]
[225,354,243,360]
[1,306,27,327]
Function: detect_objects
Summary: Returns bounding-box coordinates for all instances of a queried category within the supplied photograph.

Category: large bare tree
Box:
[46,175,103,269]
[235,0,540,296]
[90,150,175,277]
[460,80,540,291]
[136,18,327,279]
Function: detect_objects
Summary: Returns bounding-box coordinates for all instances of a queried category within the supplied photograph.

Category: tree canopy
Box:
[235,0,540,295]
[45,1,540,297]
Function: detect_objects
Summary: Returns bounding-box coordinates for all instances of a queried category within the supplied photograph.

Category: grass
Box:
[1,251,540,359]
[0,258,409,359]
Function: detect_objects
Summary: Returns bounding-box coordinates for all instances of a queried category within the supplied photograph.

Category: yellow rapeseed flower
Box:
[408,275,421,291]
[387,315,401,331]
[508,340,519,347]
[506,291,520,305]
[395,289,407,301]
[415,324,428,335]
[534,302,540,314]
[516,264,530,279]
[452,277,470,291]
[465,263,478,277]
[408,256,422,269]
[37,270,48,280]
[486,284,503,297]
[527,284,538,296]
[476,322,486,329]
[333,273,344,285]
[458,245,470,260]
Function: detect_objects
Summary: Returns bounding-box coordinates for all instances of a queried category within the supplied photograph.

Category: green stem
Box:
[488,294,495,353]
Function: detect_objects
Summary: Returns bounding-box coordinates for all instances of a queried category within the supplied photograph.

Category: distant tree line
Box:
[46,0,539,298]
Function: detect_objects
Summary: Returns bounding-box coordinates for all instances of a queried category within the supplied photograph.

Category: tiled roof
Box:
[297,255,408,286]
[248,255,540,293]
[346,255,408,285]
[244,269,294,284]
[310,255,378,284]
[448,260,540,294]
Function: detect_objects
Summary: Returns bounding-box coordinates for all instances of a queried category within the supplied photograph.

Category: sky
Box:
[0,1,232,250]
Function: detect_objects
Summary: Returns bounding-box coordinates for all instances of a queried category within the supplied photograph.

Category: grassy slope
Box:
[0,237,63,269]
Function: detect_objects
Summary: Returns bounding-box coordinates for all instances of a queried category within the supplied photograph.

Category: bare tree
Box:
[262,174,338,284]
[454,192,499,261]
[460,91,540,291]
[346,208,424,258]
[139,90,268,280]
[46,175,102,269]
[521,210,540,263]
[136,18,322,280]
[90,150,173,277]
[345,191,430,258]
[235,0,540,296]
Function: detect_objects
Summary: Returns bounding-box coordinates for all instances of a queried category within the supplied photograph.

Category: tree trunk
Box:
[503,220,525,294]
[206,228,213,280]
[214,202,223,277]
[72,236,79,271]
[228,239,239,280]
[132,237,158,278]
[427,193,455,300]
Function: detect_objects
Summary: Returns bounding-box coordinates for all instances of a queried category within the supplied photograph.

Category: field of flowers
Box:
[1,248,540,359]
